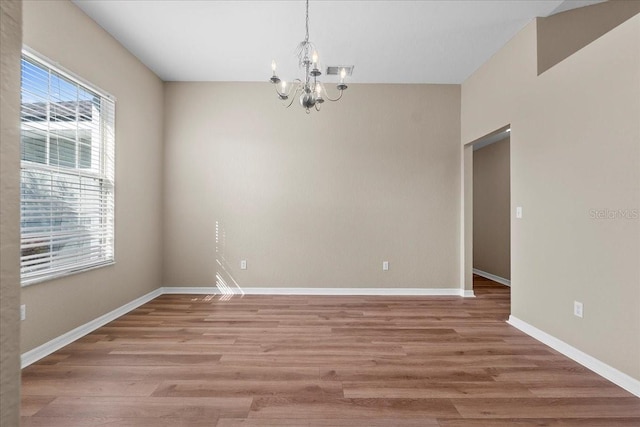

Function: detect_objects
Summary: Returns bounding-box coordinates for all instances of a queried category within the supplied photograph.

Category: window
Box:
[20,50,115,286]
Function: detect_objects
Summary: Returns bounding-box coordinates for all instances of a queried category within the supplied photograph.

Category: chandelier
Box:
[269,0,351,113]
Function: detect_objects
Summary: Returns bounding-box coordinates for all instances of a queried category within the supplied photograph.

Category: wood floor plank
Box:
[248,396,460,419]
[217,418,440,426]
[55,353,223,366]
[22,364,320,381]
[20,276,640,425]
[20,396,56,417]
[320,366,495,382]
[438,418,640,426]
[219,354,385,367]
[343,380,535,398]
[451,397,640,418]
[21,416,220,426]
[151,379,343,398]
[32,396,251,419]
[527,384,634,398]
[21,379,160,397]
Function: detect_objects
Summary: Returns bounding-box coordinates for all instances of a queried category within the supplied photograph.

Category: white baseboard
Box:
[20,288,162,368]
[508,315,640,398]
[161,286,219,294]
[241,287,466,296]
[473,268,511,287]
[163,286,471,297]
[461,289,476,297]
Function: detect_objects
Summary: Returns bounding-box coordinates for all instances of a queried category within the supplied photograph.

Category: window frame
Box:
[20,47,116,287]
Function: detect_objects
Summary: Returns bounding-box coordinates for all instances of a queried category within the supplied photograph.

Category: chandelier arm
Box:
[289,79,302,97]
[324,90,344,102]
[283,84,301,108]
[273,84,285,98]
[320,82,345,102]
[284,96,297,108]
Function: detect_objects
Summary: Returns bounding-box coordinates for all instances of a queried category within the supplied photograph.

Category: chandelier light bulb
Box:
[271,60,277,72]
[316,85,321,96]
[281,81,286,92]
[312,51,318,65]
[340,68,346,82]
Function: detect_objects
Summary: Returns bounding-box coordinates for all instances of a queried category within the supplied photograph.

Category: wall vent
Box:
[326,66,354,76]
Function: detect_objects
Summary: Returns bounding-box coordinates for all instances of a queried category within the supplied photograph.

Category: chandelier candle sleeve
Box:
[270,60,280,84]
[268,0,352,113]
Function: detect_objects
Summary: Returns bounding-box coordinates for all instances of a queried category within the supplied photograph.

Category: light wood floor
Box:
[21,276,640,426]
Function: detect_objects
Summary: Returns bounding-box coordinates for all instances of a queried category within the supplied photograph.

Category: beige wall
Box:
[473,137,510,280]
[0,0,22,424]
[462,12,640,380]
[21,0,165,352]
[163,83,461,290]
[537,0,640,75]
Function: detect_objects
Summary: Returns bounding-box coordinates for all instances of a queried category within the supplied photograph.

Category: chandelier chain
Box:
[305,0,310,43]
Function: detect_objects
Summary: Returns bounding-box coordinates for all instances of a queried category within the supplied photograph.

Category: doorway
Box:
[461,125,511,296]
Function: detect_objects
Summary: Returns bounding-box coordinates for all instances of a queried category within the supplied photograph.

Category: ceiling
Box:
[72,0,605,84]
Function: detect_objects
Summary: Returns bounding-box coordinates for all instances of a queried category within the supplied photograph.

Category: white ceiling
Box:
[72,0,605,84]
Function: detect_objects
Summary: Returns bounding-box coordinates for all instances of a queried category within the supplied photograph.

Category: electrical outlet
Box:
[20,304,26,321]
[382,261,389,271]
[574,301,583,318]
[240,260,247,270]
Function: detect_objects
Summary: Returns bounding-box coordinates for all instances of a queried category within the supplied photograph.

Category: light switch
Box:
[516,206,523,219]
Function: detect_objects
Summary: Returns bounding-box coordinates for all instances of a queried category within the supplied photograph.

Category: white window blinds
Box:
[20,50,116,286]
